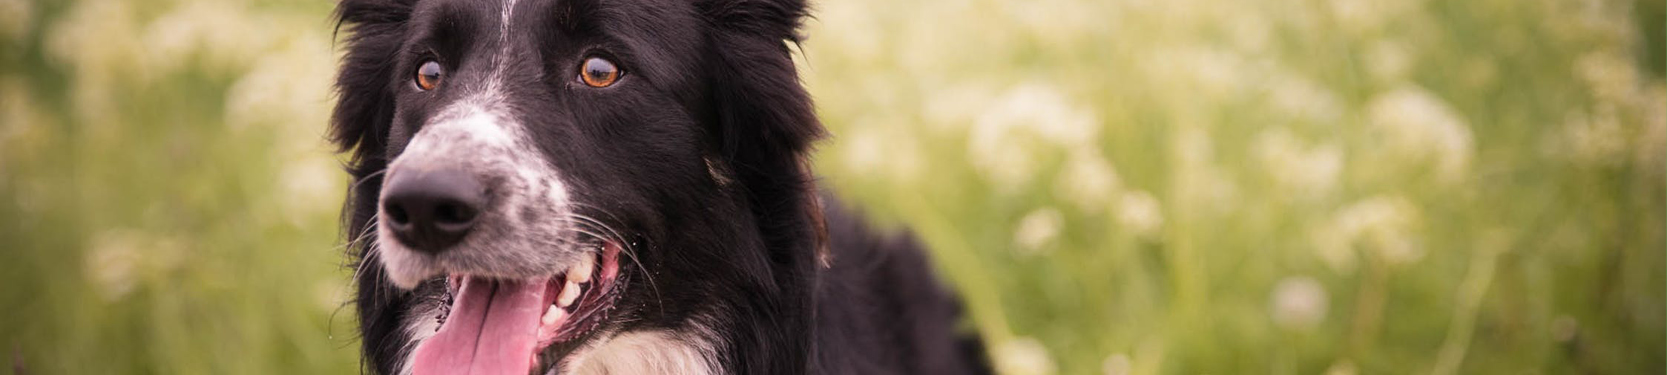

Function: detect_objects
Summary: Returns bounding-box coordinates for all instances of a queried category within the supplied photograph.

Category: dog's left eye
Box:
[579,57,621,88]
[415,60,444,91]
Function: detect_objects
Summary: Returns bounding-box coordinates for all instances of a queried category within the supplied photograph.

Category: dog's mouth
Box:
[410,240,625,375]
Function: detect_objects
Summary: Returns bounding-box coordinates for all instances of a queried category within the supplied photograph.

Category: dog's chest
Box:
[561,330,718,375]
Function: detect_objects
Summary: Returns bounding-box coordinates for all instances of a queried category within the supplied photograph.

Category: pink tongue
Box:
[412,276,550,375]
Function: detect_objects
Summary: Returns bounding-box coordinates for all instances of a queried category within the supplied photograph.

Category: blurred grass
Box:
[1,0,1663,374]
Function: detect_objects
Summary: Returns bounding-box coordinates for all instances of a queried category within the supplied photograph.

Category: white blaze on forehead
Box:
[485,0,519,94]
[412,102,516,150]
[392,101,520,175]
[500,0,517,46]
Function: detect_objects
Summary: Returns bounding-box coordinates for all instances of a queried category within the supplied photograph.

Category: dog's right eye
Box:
[415,60,444,91]
[579,57,621,88]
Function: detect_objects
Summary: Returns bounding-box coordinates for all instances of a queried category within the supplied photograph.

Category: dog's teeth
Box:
[542,306,565,325]
[557,281,581,307]
[567,254,595,283]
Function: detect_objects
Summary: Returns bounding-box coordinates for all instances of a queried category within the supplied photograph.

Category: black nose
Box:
[381,168,486,254]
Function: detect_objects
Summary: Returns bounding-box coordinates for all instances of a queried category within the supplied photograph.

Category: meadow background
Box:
[1,0,1663,373]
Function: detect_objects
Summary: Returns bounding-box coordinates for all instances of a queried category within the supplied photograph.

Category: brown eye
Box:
[415,60,443,91]
[579,57,620,87]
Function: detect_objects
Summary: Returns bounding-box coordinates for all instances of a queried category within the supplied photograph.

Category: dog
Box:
[329,0,990,373]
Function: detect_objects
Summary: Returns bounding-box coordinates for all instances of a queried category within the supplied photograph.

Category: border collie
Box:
[329,0,990,373]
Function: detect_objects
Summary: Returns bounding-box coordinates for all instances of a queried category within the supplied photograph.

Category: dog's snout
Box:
[382,168,486,254]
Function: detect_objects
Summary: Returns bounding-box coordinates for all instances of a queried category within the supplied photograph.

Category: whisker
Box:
[354,241,383,289]
[351,214,381,246]
[349,213,384,289]
[564,212,664,312]
[566,202,630,230]
[350,169,387,193]
[568,214,627,247]
[331,214,381,254]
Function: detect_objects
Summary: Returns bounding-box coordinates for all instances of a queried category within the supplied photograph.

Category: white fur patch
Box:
[486,0,518,95]
[396,297,446,375]
[561,330,720,375]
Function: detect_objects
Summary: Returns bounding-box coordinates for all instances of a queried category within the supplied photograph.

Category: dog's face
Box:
[375,0,709,287]
[331,0,822,373]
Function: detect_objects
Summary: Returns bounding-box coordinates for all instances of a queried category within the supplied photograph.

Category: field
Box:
[1,0,1662,373]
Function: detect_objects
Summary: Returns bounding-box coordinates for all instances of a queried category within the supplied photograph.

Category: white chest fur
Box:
[562,330,719,375]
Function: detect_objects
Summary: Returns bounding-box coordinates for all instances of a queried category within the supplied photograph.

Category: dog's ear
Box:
[331,0,415,174]
[698,0,823,164]
[331,0,413,253]
[697,0,829,264]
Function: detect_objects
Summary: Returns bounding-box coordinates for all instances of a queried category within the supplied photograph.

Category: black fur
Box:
[329,0,989,373]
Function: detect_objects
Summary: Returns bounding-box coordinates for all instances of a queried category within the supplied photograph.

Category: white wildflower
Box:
[1553,108,1627,167]
[1266,71,1344,125]
[1101,353,1132,375]
[1575,50,1640,105]
[970,141,1036,192]
[1364,85,1475,183]
[1014,207,1065,255]
[85,230,184,302]
[1252,127,1342,199]
[1324,360,1359,375]
[1116,190,1163,239]
[1055,147,1122,213]
[1313,195,1423,272]
[1145,47,1257,100]
[995,337,1057,375]
[997,0,1111,44]
[44,0,137,74]
[44,0,142,126]
[1364,40,1414,84]
[142,2,282,74]
[86,232,141,302]
[839,124,923,183]
[1327,0,1419,35]
[1270,276,1329,330]
[968,82,1099,191]
[922,83,998,134]
[224,32,335,133]
[984,82,1099,146]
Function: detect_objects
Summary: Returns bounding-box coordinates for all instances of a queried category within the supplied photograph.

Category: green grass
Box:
[1,0,1662,373]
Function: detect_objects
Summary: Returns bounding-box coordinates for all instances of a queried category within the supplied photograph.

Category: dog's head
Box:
[330,0,824,372]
